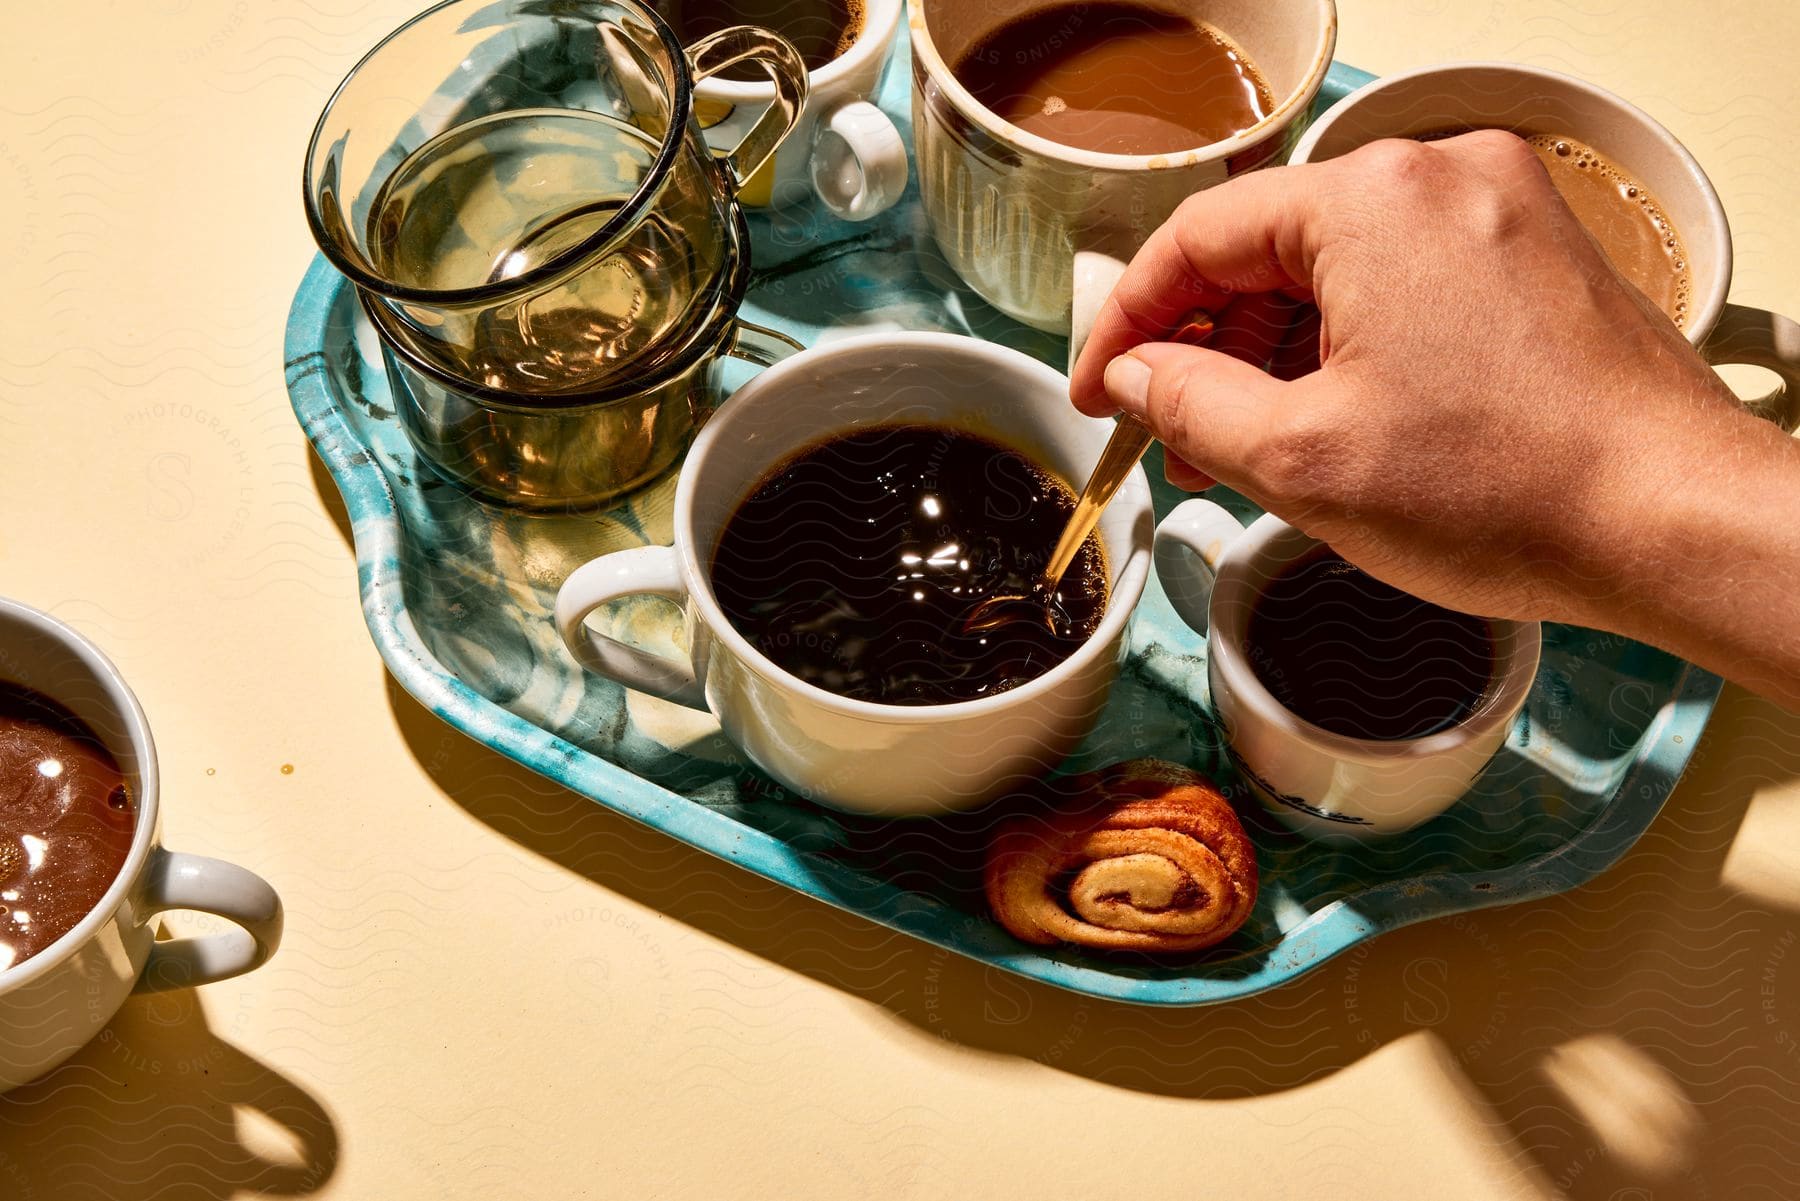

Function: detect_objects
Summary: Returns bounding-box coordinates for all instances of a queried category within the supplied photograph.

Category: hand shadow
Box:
[0,982,339,1197]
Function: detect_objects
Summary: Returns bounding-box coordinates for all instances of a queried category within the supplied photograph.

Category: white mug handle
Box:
[555,546,707,709]
[1152,498,1249,635]
[1700,301,1800,431]
[1069,249,1130,372]
[810,99,908,221]
[134,849,283,994]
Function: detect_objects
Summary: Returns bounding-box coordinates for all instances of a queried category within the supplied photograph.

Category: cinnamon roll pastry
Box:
[984,760,1258,953]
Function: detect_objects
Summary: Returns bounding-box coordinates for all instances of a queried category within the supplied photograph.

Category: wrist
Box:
[1572,402,1800,700]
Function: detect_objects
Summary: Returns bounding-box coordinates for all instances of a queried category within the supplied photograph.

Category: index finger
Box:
[1069,163,1333,413]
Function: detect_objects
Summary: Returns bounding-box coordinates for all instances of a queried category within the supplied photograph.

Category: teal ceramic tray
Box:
[284,51,1722,1005]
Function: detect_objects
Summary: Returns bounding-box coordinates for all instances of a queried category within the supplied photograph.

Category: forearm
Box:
[1578,406,1800,708]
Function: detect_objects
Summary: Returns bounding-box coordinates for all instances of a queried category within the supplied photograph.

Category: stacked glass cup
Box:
[304,0,809,509]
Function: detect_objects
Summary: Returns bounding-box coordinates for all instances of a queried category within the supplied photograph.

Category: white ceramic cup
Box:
[1290,60,1800,429]
[0,598,282,1092]
[695,0,908,219]
[554,332,1154,816]
[1154,501,1541,842]
[908,0,1337,343]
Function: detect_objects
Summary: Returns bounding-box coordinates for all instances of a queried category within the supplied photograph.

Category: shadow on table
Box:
[384,662,1800,1199]
[0,984,339,1197]
[308,448,1800,1198]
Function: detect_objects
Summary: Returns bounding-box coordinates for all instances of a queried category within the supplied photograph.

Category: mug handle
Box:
[134,849,283,994]
[1152,498,1249,635]
[724,317,804,368]
[688,27,811,190]
[1069,248,1130,372]
[556,547,706,709]
[555,318,801,708]
[692,316,803,422]
[1699,302,1800,431]
[810,100,908,222]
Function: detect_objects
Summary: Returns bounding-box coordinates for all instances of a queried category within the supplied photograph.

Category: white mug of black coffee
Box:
[554,332,1154,816]
[0,599,283,1091]
[1155,502,1542,840]
[1291,61,1800,429]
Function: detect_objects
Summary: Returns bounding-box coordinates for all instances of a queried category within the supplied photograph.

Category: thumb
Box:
[1101,342,1298,488]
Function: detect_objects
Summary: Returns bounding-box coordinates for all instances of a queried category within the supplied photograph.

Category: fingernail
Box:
[1103,353,1152,416]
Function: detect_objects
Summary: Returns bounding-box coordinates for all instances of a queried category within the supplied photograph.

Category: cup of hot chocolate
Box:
[908,0,1337,351]
[553,332,1154,816]
[1291,61,1800,429]
[0,598,283,1092]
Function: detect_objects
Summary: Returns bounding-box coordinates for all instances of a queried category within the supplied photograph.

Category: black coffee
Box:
[1245,549,1495,741]
[710,425,1108,705]
[653,0,864,73]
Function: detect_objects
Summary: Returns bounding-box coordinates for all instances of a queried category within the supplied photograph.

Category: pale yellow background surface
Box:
[2,1,1798,1197]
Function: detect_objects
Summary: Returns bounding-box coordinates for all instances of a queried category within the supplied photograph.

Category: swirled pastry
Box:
[984,760,1258,953]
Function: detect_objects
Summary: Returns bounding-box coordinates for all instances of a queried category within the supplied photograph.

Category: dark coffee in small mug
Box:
[1153,501,1541,841]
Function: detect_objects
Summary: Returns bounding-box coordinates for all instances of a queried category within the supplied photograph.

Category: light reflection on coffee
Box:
[710,424,1108,705]
[0,683,136,972]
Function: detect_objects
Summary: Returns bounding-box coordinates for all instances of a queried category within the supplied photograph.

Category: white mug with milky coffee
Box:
[908,0,1336,350]
[1291,61,1800,430]
[0,598,283,1092]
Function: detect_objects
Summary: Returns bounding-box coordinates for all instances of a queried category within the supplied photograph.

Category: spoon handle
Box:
[1043,414,1156,589]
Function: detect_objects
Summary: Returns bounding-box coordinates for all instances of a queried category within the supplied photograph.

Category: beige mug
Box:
[1290,61,1800,429]
[908,0,1337,350]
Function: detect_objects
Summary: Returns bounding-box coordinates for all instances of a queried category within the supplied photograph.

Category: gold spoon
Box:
[964,313,1214,637]
[963,414,1158,636]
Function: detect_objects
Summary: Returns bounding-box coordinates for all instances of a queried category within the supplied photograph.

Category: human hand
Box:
[1069,130,1777,632]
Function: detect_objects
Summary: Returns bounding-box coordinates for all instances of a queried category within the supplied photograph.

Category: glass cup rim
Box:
[361,204,752,411]
[670,331,1157,723]
[696,0,902,101]
[0,598,161,994]
[302,0,700,307]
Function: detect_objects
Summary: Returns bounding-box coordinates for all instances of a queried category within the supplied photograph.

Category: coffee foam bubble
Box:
[836,0,865,59]
[1522,133,1691,326]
